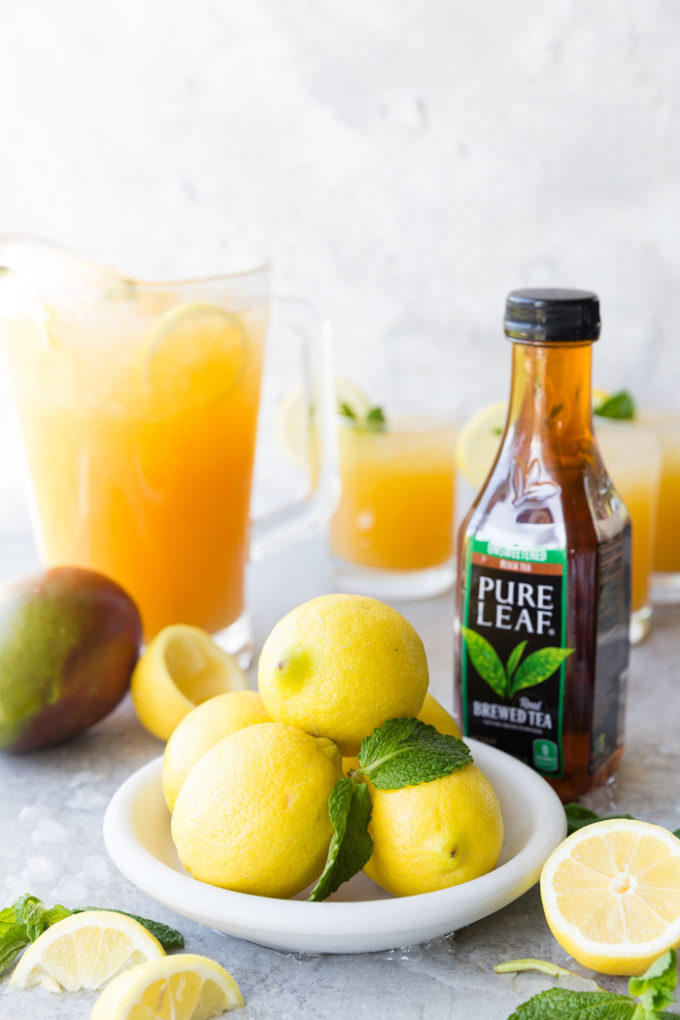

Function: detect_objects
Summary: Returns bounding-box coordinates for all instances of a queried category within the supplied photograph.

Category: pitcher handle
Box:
[249,296,339,562]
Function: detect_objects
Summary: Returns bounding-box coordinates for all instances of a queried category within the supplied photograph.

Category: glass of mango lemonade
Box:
[329,404,458,600]
[0,238,336,663]
[595,420,661,644]
[638,411,680,604]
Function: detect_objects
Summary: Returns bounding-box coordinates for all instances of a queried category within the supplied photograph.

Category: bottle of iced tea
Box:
[455,288,631,801]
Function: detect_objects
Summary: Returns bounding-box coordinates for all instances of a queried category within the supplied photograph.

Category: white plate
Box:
[103,739,566,954]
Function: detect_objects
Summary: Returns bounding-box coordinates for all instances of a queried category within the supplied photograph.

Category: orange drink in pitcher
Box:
[0,238,336,659]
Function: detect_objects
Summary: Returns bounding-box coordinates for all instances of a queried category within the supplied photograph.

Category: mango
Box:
[0,566,142,752]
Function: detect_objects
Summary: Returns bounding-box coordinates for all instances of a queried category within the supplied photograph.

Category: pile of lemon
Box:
[132,593,504,901]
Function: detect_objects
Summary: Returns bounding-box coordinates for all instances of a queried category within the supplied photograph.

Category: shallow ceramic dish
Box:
[103,738,566,954]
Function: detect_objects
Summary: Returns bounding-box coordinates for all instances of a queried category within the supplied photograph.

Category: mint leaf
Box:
[507,988,636,1019]
[357,717,473,790]
[629,950,677,1014]
[673,829,680,840]
[461,626,508,697]
[510,647,573,696]
[365,406,386,431]
[338,401,356,420]
[564,803,634,836]
[308,779,373,901]
[594,390,636,420]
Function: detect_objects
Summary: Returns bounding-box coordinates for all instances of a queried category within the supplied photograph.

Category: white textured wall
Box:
[2,0,680,525]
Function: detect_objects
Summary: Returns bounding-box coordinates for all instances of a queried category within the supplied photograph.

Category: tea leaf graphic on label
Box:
[461,627,508,697]
[506,640,527,680]
[510,647,573,696]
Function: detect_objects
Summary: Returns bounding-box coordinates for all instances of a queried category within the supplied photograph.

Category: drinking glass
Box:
[329,411,458,600]
[638,411,680,605]
[0,237,337,664]
[595,420,661,644]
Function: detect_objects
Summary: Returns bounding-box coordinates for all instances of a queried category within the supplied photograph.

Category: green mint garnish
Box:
[502,950,677,1019]
[364,406,386,431]
[594,390,636,420]
[356,717,472,790]
[308,716,475,900]
[674,829,680,839]
[308,779,373,902]
[0,895,184,972]
[338,401,357,420]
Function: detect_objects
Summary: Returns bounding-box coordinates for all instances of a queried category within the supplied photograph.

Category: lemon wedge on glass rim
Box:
[91,953,244,1019]
[130,624,249,741]
[133,301,249,417]
[275,375,371,466]
[540,818,680,976]
[9,910,164,993]
[456,390,614,491]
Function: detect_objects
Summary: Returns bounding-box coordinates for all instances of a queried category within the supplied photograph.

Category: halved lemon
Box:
[134,301,249,417]
[540,818,680,975]
[9,910,164,993]
[91,953,243,1019]
[455,401,507,489]
[275,376,371,466]
[130,624,250,741]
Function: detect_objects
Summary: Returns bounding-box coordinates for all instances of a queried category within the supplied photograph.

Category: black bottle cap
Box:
[504,288,600,343]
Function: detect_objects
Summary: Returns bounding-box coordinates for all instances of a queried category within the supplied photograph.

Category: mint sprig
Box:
[357,717,472,789]
[503,950,677,1019]
[594,390,636,420]
[308,779,373,902]
[0,894,184,974]
[308,716,474,901]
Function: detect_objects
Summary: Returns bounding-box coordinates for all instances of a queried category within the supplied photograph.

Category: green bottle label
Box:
[460,538,571,777]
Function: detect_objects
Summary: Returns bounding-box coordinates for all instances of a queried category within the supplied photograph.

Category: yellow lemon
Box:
[162,690,270,811]
[171,722,342,898]
[540,818,680,975]
[342,692,460,773]
[10,910,164,993]
[130,624,249,741]
[363,763,503,896]
[419,691,462,738]
[455,400,507,489]
[91,953,243,1019]
[257,594,429,756]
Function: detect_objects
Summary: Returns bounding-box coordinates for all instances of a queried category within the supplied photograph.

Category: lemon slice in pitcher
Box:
[134,301,249,416]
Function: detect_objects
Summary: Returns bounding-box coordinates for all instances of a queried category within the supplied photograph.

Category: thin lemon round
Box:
[91,953,243,1019]
[9,910,164,993]
[134,301,249,417]
[540,818,680,976]
[275,376,371,466]
[171,722,342,898]
[131,624,249,741]
[364,762,503,896]
[456,400,507,489]
[257,594,429,755]
[162,690,270,811]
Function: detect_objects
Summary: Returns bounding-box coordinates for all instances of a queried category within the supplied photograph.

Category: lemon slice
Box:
[9,910,164,993]
[540,819,680,976]
[131,624,250,741]
[91,954,244,1019]
[134,302,249,417]
[275,376,371,466]
[455,401,507,489]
